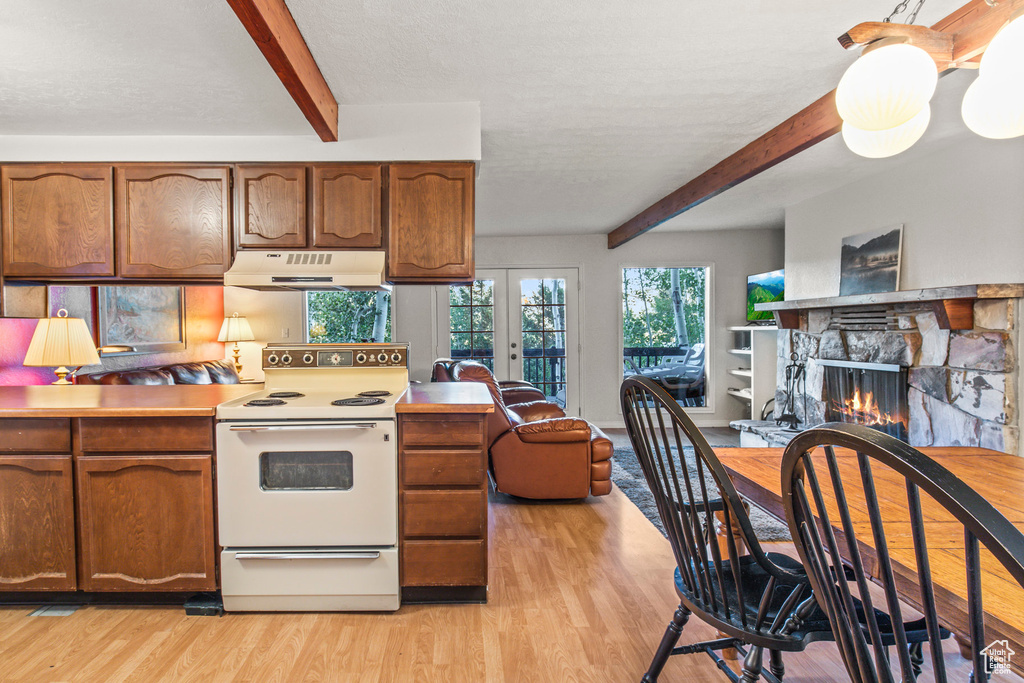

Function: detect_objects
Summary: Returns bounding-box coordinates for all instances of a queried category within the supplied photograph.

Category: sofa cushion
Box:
[97,368,175,385]
[163,362,212,385]
[203,359,240,384]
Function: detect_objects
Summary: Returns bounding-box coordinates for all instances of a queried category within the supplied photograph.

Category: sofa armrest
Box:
[514,418,591,443]
[508,400,566,422]
[500,386,547,405]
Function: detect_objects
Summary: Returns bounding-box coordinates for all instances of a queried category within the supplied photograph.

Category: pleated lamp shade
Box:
[24,310,102,384]
[218,313,255,343]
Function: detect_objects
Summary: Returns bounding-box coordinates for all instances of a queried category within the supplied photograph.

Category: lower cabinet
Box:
[76,454,217,591]
[0,454,76,590]
[0,416,218,594]
[398,413,488,600]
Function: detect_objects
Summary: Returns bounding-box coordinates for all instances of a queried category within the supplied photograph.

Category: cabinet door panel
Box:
[401,489,486,538]
[312,164,382,248]
[116,166,231,278]
[235,164,307,248]
[1,164,114,277]
[386,163,474,282]
[402,539,486,587]
[76,454,216,591]
[0,455,76,590]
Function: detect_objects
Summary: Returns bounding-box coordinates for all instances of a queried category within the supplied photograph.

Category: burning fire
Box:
[836,388,905,427]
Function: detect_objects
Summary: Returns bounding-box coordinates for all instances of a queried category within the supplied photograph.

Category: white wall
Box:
[398,230,785,428]
[0,103,481,162]
[785,136,1024,299]
[784,134,1024,456]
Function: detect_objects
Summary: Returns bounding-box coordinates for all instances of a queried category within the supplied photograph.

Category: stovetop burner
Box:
[357,390,392,397]
[332,397,387,407]
[245,398,287,407]
[267,391,305,399]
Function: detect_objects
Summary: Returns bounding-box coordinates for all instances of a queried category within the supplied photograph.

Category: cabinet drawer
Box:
[0,418,71,453]
[402,539,486,586]
[78,417,212,453]
[400,416,484,447]
[402,490,486,538]
[401,449,485,486]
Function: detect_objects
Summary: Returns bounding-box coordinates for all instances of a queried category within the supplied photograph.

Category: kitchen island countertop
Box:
[396,382,494,413]
[0,384,263,418]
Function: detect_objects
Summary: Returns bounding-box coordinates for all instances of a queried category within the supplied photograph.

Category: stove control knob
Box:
[302,353,314,365]
[267,354,279,366]
[356,352,367,364]
[377,352,389,364]
[391,352,402,364]
[280,354,292,365]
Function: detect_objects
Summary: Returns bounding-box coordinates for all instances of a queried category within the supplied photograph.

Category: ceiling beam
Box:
[226,0,339,142]
[606,0,1021,249]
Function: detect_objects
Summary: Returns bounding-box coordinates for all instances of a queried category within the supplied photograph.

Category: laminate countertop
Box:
[396,382,494,413]
[0,384,263,418]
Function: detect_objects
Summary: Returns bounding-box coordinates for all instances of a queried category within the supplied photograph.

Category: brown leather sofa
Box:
[451,361,612,499]
[431,358,555,409]
[77,359,240,386]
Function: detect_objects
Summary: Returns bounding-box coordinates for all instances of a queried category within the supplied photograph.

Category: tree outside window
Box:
[623,267,708,407]
[306,291,391,343]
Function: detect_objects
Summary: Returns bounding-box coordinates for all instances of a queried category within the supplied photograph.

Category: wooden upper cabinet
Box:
[312,164,382,248]
[1,164,114,278]
[386,162,475,283]
[235,164,307,249]
[115,165,231,278]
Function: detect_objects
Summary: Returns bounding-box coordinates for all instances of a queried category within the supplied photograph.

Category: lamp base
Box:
[231,343,244,377]
[52,366,73,385]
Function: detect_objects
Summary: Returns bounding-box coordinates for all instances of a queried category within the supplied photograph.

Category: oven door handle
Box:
[228,423,377,432]
[234,551,382,561]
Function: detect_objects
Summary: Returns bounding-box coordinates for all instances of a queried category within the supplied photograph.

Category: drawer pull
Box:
[235,551,381,560]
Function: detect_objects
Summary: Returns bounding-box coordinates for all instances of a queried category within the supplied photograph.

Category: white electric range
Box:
[215,343,409,612]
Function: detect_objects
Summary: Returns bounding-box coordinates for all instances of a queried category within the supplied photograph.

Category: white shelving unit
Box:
[727,325,778,420]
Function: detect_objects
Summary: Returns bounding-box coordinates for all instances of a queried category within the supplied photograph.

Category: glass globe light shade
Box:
[980,14,1024,81]
[842,104,931,158]
[836,43,938,131]
[962,74,1024,139]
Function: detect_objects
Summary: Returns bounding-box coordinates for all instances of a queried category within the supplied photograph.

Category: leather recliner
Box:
[451,361,612,499]
[431,357,555,407]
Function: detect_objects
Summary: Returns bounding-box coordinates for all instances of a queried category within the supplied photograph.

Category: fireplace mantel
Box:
[757,283,1024,330]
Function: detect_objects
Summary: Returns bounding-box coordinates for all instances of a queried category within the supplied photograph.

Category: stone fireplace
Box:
[774,298,1018,454]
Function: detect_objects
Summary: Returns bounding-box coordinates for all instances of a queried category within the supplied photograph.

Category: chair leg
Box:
[768,650,784,680]
[909,641,923,679]
[642,604,690,683]
[740,646,764,683]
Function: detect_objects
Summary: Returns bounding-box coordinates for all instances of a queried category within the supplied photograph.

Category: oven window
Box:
[260,451,354,490]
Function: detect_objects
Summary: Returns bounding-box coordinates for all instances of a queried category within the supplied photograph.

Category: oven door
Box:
[216,420,396,548]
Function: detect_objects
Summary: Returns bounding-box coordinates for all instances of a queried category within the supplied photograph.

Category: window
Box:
[520,278,567,405]
[306,291,392,343]
[622,267,708,407]
[449,280,494,370]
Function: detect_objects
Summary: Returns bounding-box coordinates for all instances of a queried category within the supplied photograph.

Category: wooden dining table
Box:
[716,446,1024,676]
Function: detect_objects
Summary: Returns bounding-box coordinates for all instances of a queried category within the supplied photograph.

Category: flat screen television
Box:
[747,269,784,322]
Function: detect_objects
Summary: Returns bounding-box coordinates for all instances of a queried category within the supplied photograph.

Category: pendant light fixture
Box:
[837,0,938,158]
[961,8,1024,139]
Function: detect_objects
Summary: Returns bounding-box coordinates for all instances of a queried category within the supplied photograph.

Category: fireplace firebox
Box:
[819,359,909,442]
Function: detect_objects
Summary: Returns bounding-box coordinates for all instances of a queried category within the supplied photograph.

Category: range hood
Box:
[223,251,391,292]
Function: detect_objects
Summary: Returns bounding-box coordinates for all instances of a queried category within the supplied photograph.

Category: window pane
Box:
[450,306,471,332]
[306,291,391,343]
[622,267,708,408]
[451,332,471,353]
[522,306,542,331]
[472,305,493,331]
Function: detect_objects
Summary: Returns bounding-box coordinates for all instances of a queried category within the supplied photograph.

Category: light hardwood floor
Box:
[0,484,971,682]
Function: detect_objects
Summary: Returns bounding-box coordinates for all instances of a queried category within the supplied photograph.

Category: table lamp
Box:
[23,309,102,384]
[218,312,255,376]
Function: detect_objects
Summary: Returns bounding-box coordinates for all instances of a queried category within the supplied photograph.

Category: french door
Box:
[436,268,580,414]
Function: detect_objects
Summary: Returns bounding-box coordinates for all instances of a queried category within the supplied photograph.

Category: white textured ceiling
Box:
[1,0,973,237]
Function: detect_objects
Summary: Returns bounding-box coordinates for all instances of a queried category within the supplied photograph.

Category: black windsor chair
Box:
[782,423,1024,683]
[621,376,936,683]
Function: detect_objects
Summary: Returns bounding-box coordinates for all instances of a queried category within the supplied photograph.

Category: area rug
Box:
[611,446,791,542]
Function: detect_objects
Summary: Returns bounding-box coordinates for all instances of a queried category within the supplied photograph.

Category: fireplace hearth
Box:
[820,359,909,442]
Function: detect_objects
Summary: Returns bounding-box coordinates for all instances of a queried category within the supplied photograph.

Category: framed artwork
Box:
[839,225,903,296]
[98,286,185,355]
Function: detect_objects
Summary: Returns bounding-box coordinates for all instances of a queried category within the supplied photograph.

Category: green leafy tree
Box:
[307,291,391,343]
